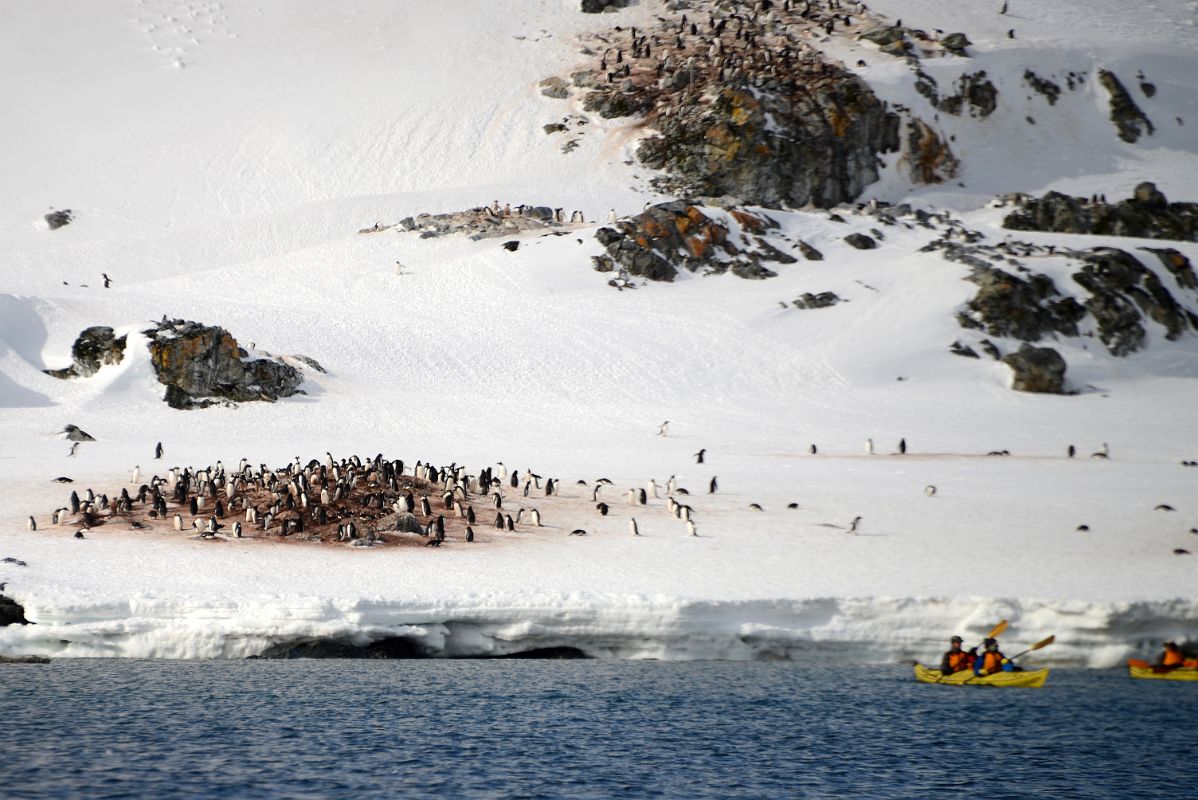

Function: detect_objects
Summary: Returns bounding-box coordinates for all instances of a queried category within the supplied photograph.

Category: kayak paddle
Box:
[1010,635,1055,661]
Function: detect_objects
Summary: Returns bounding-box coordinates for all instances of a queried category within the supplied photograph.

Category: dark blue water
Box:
[1,661,1195,799]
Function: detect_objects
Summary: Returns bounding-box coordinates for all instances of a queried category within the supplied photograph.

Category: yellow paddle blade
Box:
[986,619,1009,640]
[1030,634,1055,651]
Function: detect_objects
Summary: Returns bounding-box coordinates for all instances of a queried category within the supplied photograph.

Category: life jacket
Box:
[980,651,1005,673]
[1162,649,1184,667]
[945,650,970,672]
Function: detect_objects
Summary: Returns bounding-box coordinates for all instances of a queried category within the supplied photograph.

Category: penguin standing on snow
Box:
[695,449,706,464]
[155,442,163,459]
[629,518,640,536]
[898,438,907,455]
[847,516,862,533]
[709,476,718,494]
[465,526,474,542]
[27,516,36,531]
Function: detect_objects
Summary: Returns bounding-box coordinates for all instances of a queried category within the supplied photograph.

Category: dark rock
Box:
[797,240,824,261]
[0,595,29,626]
[1140,81,1156,98]
[635,73,900,209]
[583,88,651,119]
[1003,186,1198,241]
[878,40,910,58]
[978,339,1002,360]
[906,119,960,184]
[580,0,629,11]
[288,355,326,374]
[844,233,877,250]
[44,209,72,230]
[539,77,570,99]
[0,654,50,664]
[543,123,568,134]
[940,33,972,55]
[861,24,906,46]
[950,341,980,358]
[1073,248,1190,354]
[957,265,1083,341]
[44,326,127,379]
[141,320,306,409]
[793,292,842,310]
[1097,69,1154,143]
[502,240,520,252]
[937,72,998,118]
[594,203,791,282]
[1141,247,1198,290]
[394,513,424,534]
[1002,345,1067,394]
[63,424,95,442]
[1023,70,1062,105]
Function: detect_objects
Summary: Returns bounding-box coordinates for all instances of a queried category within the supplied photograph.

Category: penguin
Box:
[709,476,718,494]
[492,492,503,509]
[1155,504,1176,512]
[495,512,505,530]
[1067,445,1076,458]
[27,516,36,531]
[592,485,602,502]
[925,485,937,497]
[695,448,706,464]
[627,488,637,505]
[898,438,907,455]
[155,442,163,459]
[686,520,697,537]
[638,488,647,505]
[530,508,541,527]
[809,444,817,455]
[436,514,446,536]
[173,513,183,531]
[505,514,515,531]
[657,420,669,436]
[596,502,609,516]
[465,526,475,542]
[570,529,588,536]
[545,478,555,497]
[787,502,799,510]
[629,518,640,536]
[467,505,476,524]
[74,530,86,539]
[132,466,141,484]
[1077,524,1090,532]
[189,497,199,516]
[847,516,862,533]
[647,479,660,499]
[866,438,874,455]
[68,442,79,457]
[1091,443,1109,460]
[420,496,432,517]
[667,475,677,494]
[233,522,243,538]
[748,504,763,512]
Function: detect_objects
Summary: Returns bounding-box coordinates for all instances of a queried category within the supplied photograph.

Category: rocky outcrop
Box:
[1023,70,1061,105]
[844,233,877,250]
[142,320,309,410]
[44,209,72,230]
[44,326,127,379]
[0,595,29,626]
[1002,184,1198,242]
[592,203,798,283]
[1098,69,1154,143]
[906,119,960,184]
[1073,248,1194,355]
[957,265,1085,342]
[1003,345,1067,394]
[1142,248,1198,290]
[793,292,842,310]
[638,76,901,208]
[940,33,971,56]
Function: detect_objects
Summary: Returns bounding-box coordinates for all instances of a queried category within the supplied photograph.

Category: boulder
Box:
[44,209,72,230]
[539,77,570,100]
[1003,186,1198,242]
[949,341,979,358]
[844,233,877,250]
[797,240,824,261]
[1141,248,1198,290]
[940,33,971,55]
[580,0,629,11]
[44,326,127,379]
[142,320,307,409]
[0,595,29,626]
[793,292,842,310]
[861,24,905,46]
[394,513,424,534]
[956,265,1084,341]
[1003,345,1067,393]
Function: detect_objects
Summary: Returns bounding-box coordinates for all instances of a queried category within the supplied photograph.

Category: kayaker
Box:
[1157,641,1184,668]
[974,638,1018,675]
[940,635,971,674]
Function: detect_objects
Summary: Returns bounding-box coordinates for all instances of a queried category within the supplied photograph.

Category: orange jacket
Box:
[978,651,1007,673]
[1162,649,1184,667]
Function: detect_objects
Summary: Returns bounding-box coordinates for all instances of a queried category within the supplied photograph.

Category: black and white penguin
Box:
[505,514,515,531]
[709,476,718,494]
[74,530,86,539]
[809,444,817,455]
[545,478,555,497]
[638,488,647,505]
[596,502,609,516]
[492,492,503,509]
[466,506,476,524]
[173,513,183,531]
[189,497,198,516]
[748,503,763,511]
[898,438,907,455]
[866,438,874,455]
[629,518,640,536]
[233,522,243,538]
[787,502,799,510]
[592,485,602,502]
[657,420,669,436]
[530,508,541,527]
[570,529,588,536]
[155,442,163,459]
[1067,445,1076,458]
[847,516,862,533]
[925,485,937,497]
[1091,443,1109,460]
[436,515,446,536]
[686,520,696,537]
[495,512,505,530]
[27,516,36,531]
[420,496,432,516]
[465,526,475,542]
[695,449,706,464]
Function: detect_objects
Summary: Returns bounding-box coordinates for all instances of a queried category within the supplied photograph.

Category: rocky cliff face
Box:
[1003,184,1198,242]
[143,319,312,409]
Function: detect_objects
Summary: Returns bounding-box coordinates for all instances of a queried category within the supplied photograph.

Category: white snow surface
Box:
[2,0,1197,663]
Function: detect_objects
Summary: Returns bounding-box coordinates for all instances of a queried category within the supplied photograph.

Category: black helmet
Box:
[950,635,963,644]
[984,637,998,648]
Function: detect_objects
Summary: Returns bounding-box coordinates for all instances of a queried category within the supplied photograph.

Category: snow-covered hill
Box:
[2,0,1197,663]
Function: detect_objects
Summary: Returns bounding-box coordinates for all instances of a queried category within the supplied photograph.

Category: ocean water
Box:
[1,660,1194,799]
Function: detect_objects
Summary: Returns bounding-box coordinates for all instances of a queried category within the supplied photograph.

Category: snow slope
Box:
[2,0,1197,663]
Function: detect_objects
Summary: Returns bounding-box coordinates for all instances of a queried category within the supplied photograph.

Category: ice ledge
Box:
[2,594,1195,666]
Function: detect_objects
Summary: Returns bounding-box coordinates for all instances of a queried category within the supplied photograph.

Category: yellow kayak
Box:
[914,663,1049,687]
[1127,660,1198,681]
